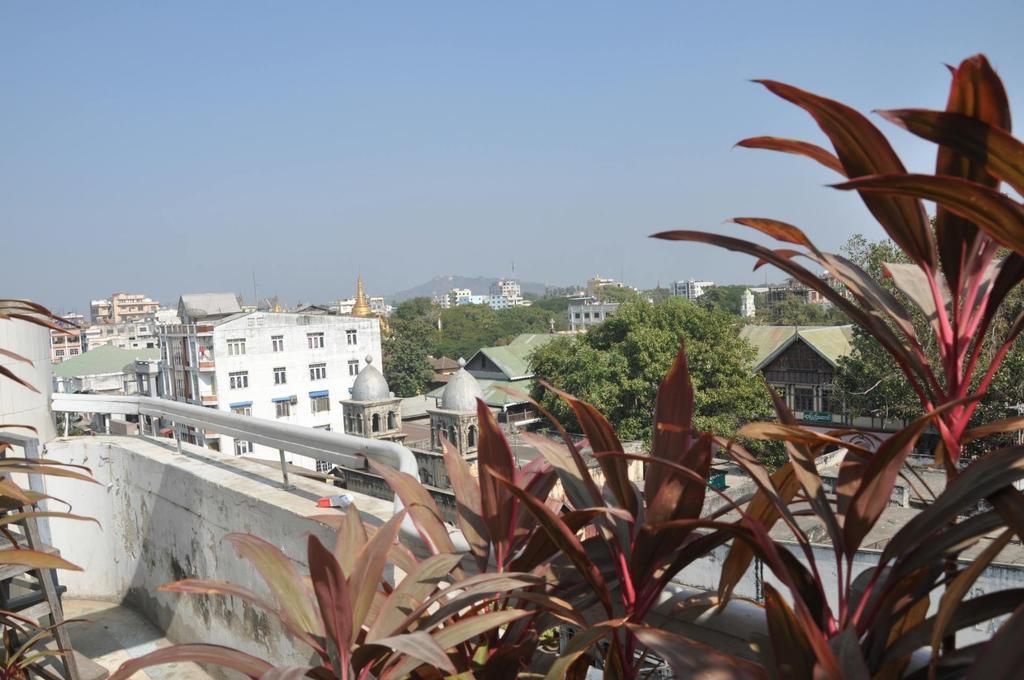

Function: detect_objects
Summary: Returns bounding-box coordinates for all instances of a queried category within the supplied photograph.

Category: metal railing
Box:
[50,393,468,550]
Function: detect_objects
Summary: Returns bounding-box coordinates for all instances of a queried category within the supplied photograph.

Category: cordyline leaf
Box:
[882,590,1024,667]
[736,136,846,175]
[628,620,762,678]
[259,668,324,680]
[0,549,81,571]
[373,630,457,678]
[881,110,1022,203]
[762,584,815,679]
[882,445,1024,567]
[965,602,1024,680]
[0,463,97,485]
[737,422,870,457]
[651,230,934,396]
[0,348,32,366]
[963,415,1024,442]
[368,552,463,641]
[756,79,934,268]
[834,174,1024,259]
[494,473,614,616]
[0,366,39,393]
[719,457,800,602]
[109,644,272,680]
[226,533,322,638]
[884,262,950,325]
[367,460,455,555]
[929,530,1013,664]
[543,619,627,680]
[0,478,33,505]
[894,55,1011,291]
[161,579,327,655]
[307,534,352,669]
[475,398,518,566]
[509,507,610,573]
[733,217,816,250]
[646,340,696,504]
[349,510,405,641]
[844,400,966,554]
[816,252,920,346]
[518,430,601,512]
[442,438,488,569]
[334,503,368,577]
[544,382,638,515]
[0,511,98,528]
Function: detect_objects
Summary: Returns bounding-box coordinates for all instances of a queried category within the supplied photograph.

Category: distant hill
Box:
[389,275,550,303]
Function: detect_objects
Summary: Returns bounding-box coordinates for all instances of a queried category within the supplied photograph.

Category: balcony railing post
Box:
[278,449,291,490]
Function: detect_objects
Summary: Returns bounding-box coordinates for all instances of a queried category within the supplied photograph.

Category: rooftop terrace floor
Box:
[65,599,216,680]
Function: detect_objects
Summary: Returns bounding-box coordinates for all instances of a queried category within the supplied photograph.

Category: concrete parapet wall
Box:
[45,435,393,670]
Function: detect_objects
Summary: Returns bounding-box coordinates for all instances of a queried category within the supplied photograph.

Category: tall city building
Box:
[158,290,382,469]
[671,279,715,301]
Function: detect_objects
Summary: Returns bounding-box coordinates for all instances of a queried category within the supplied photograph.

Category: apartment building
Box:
[84,319,160,350]
[568,300,620,331]
[49,313,86,363]
[671,279,715,301]
[159,294,382,469]
[90,293,160,324]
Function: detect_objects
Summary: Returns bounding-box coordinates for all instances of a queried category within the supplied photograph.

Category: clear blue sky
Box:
[3,2,1024,314]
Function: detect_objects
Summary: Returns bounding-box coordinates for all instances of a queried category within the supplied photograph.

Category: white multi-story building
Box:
[568,301,620,331]
[672,279,715,301]
[490,278,521,300]
[158,294,382,469]
[84,319,160,351]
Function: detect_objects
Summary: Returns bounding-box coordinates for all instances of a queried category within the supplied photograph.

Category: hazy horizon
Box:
[4,2,1024,313]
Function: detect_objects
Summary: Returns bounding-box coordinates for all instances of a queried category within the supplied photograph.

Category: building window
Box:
[315,459,333,473]
[307,332,325,349]
[227,338,246,356]
[794,387,814,412]
[229,371,249,389]
[69,348,79,356]
[231,405,252,416]
[584,312,591,319]
[311,396,330,413]
[234,440,253,455]
[309,363,327,381]
[346,329,357,345]
[348,359,359,376]
[55,349,65,357]
[275,401,291,418]
[273,367,287,385]
[371,413,381,432]
[272,335,284,352]
[468,425,477,448]
[387,411,397,429]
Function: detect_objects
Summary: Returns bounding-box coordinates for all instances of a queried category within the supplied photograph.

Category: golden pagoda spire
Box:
[351,274,373,317]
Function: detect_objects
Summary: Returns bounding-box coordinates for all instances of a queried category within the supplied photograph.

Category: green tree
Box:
[697,285,748,315]
[754,295,848,325]
[382,298,441,397]
[529,297,771,448]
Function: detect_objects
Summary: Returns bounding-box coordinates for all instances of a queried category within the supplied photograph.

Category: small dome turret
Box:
[440,358,485,412]
[350,356,390,401]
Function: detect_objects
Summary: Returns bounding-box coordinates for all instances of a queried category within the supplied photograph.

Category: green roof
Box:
[470,333,557,380]
[739,325,853,370]
[53,345,161,379]
[427,378,536,408]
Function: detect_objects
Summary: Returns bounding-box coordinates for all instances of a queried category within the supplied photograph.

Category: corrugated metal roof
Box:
[739,325,854,370]
[469,333,557,380]
[53,345,161,378]
[179,293,241,321]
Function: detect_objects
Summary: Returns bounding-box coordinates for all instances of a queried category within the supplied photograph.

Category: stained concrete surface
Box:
[64,600,216,680]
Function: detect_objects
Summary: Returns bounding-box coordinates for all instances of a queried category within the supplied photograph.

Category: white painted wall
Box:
[0,318,56,441]
[211,313,382,466]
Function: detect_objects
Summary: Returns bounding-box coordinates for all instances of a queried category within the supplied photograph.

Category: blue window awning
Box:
[229,401,252,409]
[309,390,329,398]
[272,395,295,403]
